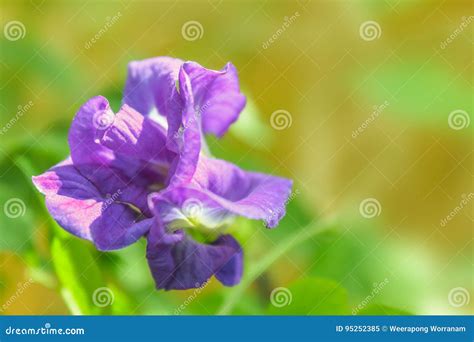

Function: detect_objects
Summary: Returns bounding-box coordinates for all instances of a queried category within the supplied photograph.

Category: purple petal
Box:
[190,156,293,227]
[69,96,173,186]
[124,58,246,138]
[123,56,183,120]
[213,235,243,286]
[165,67,201,187]
[146,217,242,290]
[32,159,151,250]
[100,104,174,168]
[68,96,115,166]
[183,61,246,137]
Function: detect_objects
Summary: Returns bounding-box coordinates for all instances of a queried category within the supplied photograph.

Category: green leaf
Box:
[0,139,65,253]
[218,219,338,315]
[266,278,350,315]
[0,181,36,252]
[357,59,472,130]
[356,303,412,315]
[51,236,108,314]
[306,227,386,296]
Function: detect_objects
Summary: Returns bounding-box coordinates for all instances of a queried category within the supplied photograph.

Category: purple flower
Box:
[33,57,293,290]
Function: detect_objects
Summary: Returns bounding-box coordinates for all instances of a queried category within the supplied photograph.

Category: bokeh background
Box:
[0,0,472,315]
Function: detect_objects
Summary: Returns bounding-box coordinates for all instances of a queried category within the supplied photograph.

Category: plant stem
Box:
[217,218,336,315]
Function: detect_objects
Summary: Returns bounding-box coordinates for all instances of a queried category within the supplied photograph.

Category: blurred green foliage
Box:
[0,0,472,315]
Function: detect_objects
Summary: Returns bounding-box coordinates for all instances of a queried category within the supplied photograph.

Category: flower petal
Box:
[123,56,183,120]
[123,58,246,137]
[157,156,293,228]
[100,104,174,171]
[146,217,242,290]
[165,67,201,187]
[213,235,243,286]
[32,159,151,250]
[183,61,246,137]
[69,96,174,187]
[68,96,115,166]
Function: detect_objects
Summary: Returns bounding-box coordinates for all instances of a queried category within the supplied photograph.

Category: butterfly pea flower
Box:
[33,57,293,290]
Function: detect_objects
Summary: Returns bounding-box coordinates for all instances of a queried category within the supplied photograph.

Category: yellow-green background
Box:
[0,0,472,315]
